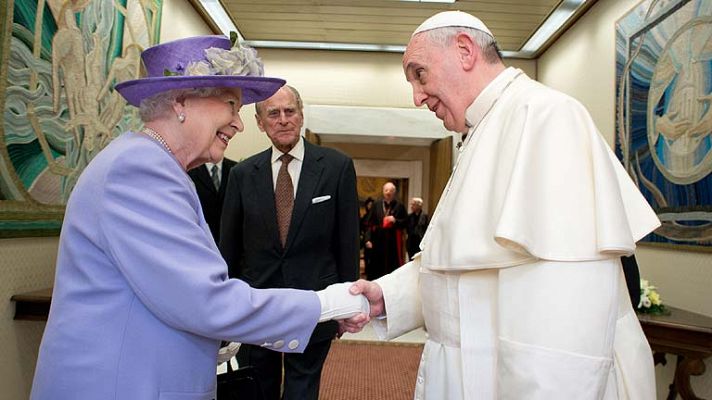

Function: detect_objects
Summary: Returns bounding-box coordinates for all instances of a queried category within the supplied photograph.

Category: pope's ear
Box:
[454,32,477,71]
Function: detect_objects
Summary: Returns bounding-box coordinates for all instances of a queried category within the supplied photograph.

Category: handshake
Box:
[315,280,385,335]
[316,281,370,322]
[218,280,384,365]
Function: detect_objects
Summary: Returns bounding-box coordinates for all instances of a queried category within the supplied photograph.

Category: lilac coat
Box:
[31,132,320,400]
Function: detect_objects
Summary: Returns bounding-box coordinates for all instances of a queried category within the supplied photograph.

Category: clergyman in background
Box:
[363,182,407,280]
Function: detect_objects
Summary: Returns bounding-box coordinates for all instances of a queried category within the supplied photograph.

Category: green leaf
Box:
[163,69,180,77]
[230,31,239,47]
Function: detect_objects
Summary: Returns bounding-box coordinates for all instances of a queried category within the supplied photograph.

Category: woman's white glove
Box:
[217,341,241,365]
[316,282,370,322]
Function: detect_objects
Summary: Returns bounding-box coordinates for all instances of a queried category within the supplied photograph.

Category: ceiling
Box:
[192,0,597,58]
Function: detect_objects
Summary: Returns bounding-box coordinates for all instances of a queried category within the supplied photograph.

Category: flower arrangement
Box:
[167,32,264,78]
[637,279,668,315]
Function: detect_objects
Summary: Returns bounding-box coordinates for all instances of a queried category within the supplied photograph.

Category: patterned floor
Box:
[319,340,423,400]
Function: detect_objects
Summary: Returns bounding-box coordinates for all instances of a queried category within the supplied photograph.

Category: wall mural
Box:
[0,0,161,237]
[616,0,712,250]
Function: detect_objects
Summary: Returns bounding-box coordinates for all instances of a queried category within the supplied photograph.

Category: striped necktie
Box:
[210,164,220,190]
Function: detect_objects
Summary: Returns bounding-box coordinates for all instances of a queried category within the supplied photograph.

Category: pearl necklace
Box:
[141,127,173,154]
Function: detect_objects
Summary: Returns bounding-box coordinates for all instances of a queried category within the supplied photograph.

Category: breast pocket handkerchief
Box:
[311,195,331,204]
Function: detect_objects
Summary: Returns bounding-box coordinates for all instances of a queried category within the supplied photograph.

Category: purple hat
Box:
[115,35,285,107]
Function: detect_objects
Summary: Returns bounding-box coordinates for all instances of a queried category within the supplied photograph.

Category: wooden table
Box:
[638,307,712,400]
[10,288,52,321]
[11,289,712,399]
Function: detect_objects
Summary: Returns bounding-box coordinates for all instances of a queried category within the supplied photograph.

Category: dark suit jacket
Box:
[188,158,237,243]
[220,140,360,341]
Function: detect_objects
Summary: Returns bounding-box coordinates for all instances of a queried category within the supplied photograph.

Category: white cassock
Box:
[372,68,661,400]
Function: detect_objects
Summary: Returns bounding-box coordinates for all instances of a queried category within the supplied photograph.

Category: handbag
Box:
[216,361,264,400]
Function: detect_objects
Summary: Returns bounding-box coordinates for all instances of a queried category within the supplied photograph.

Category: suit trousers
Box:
[236,337,333,400]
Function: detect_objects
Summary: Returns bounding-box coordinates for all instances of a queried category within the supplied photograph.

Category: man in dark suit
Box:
[188,157,236,243]
[220,85,359,400]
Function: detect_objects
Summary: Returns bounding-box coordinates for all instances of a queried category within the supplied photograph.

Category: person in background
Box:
[360,197,375,278]
[405,197,429,260]
[30,35,367,400]
[621,254,642,308]
[188,156,237,243]
[220,85,360,400]
[363,182,407,279]
[342,11,660,400]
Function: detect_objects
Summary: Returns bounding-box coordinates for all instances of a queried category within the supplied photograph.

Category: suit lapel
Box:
[218,159,234,196]
[193,165,217,193]
[250,151,281,249]
[286,142,323,250]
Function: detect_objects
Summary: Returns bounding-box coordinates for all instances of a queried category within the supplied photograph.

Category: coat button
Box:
[273,340,285,349]
[288,340,299,350]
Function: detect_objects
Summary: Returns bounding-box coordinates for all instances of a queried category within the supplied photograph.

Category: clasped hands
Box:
[315,280,385,335]
[218,280,384,365]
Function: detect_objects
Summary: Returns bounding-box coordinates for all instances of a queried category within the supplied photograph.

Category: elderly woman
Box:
[31,36,365,400]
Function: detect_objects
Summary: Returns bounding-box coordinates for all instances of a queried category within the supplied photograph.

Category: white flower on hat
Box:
[179,38,265,78]
[203,43,264,77]
[185,60,214,76]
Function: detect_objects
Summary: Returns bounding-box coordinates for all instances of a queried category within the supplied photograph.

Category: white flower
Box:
[185,60,213,76]
[641,296,652,308]
[637,277,665,311]
[204,44,264,77]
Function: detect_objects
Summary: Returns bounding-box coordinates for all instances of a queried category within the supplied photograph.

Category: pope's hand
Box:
[338,280,385,334]
[316,282,370,323]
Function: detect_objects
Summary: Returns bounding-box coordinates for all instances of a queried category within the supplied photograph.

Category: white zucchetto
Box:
[413,10,493,37]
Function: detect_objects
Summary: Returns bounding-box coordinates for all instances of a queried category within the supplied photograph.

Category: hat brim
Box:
[115,75,286,107]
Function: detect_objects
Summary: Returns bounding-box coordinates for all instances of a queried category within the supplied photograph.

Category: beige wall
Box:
[0,238,58,400]
[538,0,712,397]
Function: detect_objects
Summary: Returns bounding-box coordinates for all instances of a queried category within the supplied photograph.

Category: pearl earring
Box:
[178,113,186,123]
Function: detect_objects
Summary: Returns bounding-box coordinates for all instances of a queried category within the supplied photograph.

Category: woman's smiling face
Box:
[180,88,244,169]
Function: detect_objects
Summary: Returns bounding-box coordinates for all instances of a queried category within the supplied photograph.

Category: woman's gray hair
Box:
[138,87,228,122]
[424,27,502,64]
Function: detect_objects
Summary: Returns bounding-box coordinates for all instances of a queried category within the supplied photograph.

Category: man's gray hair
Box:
[424,27,502,64]
[255,85,303,116]
[138,87,227,122]
[411,197,423,206]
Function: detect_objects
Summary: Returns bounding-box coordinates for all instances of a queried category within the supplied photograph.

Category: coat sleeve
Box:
[393,202,408,229]
[219,165,244,279]
[363,206,376,243]
[99,152,320,352]
[371,258,424,339]
[335,157,360,282]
